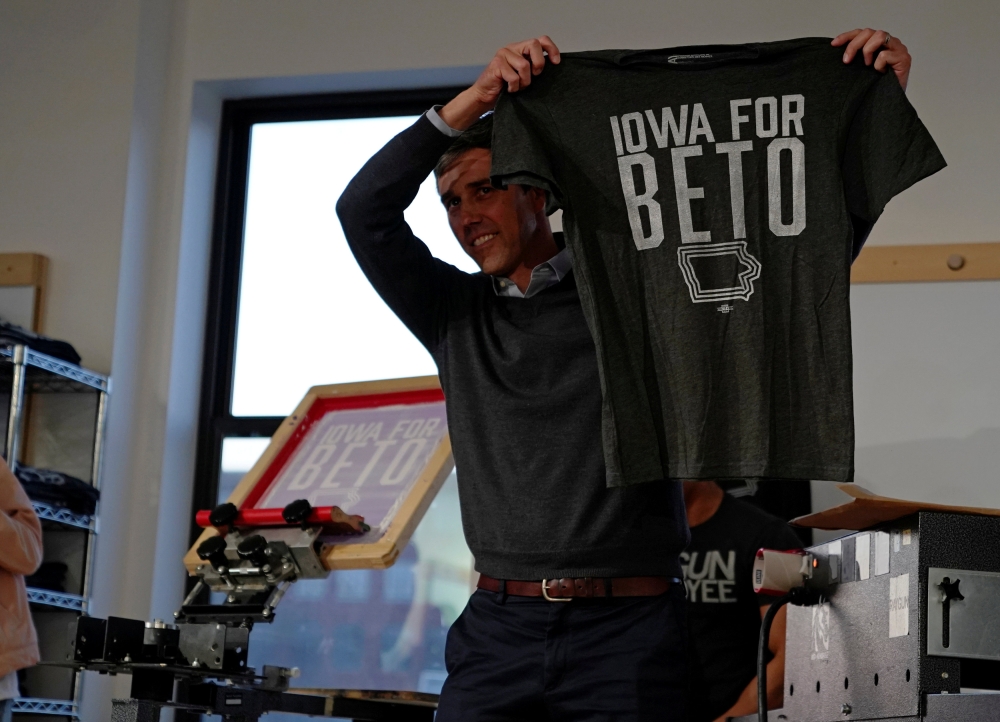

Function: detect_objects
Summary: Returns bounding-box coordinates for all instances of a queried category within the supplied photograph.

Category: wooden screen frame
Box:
[184,375,453,572]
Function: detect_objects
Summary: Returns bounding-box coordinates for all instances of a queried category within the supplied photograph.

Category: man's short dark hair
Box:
[434,112,493,179]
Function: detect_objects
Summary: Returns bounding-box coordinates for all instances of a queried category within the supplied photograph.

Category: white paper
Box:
[828,540,841,581]
[889,573,910,638]
[903,529,912,545]
[856,533,871,580]
[875,532,891,576]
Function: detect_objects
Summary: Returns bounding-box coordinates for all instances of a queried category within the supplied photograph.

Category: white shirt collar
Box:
[493,247,573,299]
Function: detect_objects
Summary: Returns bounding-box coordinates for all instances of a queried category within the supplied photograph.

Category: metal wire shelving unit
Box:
[2,344,109,719]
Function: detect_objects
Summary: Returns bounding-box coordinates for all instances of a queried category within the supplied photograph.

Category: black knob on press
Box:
[940,577,965,603]
[209,502,239,529]
[237,534,269,567]
[282,499,313,527]
[197,535,230,571]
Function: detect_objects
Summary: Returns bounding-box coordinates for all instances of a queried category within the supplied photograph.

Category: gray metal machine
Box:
[745,511,1000,722]
[49,500,437,721]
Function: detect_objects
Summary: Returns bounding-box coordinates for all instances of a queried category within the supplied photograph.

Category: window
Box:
[192,89,475,713]
[232,114,477,416]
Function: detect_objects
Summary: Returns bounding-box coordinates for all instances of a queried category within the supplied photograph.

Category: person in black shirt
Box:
[683,481,803,722]
[337,30,915,722]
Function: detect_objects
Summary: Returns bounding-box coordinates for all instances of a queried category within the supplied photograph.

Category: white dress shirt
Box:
[493,248,572,298]
[427,105,464,138]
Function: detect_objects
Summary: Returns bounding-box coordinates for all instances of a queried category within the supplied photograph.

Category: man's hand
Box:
[833,29,911,90]
[439,36,561,131]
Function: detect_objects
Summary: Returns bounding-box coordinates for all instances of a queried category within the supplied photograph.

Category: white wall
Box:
[854,281,1000,502]
[0,0,997,716]
[811,279,1000,536]
[0,1,140,371]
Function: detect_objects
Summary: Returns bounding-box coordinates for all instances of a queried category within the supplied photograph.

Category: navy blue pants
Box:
[436,586,688,721]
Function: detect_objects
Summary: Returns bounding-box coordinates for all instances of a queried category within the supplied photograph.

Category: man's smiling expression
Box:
[437,148,547,278]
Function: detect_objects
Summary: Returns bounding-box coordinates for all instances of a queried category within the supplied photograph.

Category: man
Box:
[682,482,803,722]
[337,29,912,721]
[0,458,43,722]
[338,38,690,720]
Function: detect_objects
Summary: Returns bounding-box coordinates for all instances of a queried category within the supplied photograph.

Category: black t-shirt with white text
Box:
[491,38,947,487]
[683,494,803,721]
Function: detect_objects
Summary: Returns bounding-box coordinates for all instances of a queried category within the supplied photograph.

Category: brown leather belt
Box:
[477,574,672,601]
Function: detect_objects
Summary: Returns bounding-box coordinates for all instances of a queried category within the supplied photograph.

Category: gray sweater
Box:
[336,114,687,580]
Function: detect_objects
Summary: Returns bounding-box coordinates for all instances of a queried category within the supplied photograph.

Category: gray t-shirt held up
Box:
[491,38,946,487]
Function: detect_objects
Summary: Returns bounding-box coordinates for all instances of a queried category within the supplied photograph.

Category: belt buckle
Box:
[541,579,572,603]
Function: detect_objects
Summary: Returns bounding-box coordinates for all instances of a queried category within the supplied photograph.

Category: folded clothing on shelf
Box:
[0,316,81,365]
[16,464,99,516]
[26,561,68,593]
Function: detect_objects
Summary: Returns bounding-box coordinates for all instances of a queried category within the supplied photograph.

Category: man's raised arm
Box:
[335,114,464,353]
[336,36,561,350]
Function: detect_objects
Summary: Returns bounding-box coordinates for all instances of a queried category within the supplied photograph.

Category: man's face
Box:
[437,148,546,277]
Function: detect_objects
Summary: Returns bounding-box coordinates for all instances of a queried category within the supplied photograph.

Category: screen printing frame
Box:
[185,375,453,572]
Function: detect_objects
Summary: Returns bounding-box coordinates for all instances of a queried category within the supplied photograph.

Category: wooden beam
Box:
[0,253,49,331]
[852,242,1000,284]
[0,253,46,286]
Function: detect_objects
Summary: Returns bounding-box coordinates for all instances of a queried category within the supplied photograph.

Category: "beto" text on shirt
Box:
[610,95,806,250]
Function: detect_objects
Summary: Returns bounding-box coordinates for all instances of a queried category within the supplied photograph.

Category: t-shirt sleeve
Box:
[754,518,806,607]
[842,70,947,223]
[490,91,562,213]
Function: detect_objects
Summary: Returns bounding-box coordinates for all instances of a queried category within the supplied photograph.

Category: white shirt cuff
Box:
[426,106,463,138]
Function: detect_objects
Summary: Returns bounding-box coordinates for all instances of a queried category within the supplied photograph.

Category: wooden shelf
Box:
[852,242,1000,284]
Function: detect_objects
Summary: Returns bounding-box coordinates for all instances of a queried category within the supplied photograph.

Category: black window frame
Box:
[190,87,466,553]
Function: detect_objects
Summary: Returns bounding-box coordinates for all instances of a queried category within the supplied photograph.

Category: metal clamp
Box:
[541,579,572,603]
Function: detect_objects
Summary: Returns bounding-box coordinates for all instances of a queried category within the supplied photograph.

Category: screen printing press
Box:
[736,485,1000,722]
[42,375,1000,721]
[42,377,454,721]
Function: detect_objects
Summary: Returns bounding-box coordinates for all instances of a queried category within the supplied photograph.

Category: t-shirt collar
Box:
[612,44,760,68]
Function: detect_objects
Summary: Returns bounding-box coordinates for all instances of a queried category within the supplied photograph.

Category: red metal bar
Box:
[196,506,339,529]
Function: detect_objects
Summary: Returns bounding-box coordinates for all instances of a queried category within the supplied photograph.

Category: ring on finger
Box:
[882,32,892,47]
